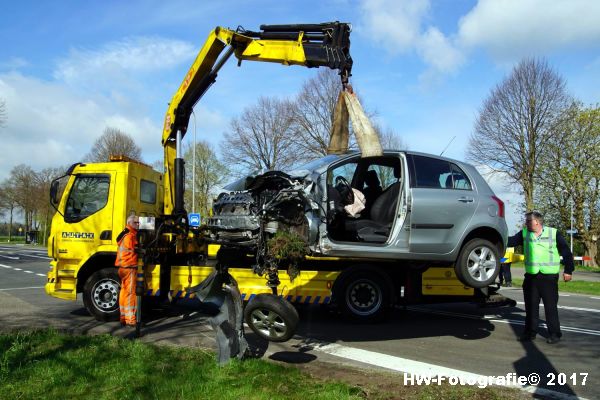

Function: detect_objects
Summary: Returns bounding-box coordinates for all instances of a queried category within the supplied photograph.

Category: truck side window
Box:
[140,179,157,204]
[65,174,110,222]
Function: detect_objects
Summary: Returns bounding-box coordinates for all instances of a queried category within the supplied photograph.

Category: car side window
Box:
[65,174,110,222]
[411,155,452,188]
[445,163,472,190]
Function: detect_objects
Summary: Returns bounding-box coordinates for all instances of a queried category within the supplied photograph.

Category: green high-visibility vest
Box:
[523,227,560,274]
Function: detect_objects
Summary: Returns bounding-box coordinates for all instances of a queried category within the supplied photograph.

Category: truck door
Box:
[56,173,114,271]
[407,155,477,254]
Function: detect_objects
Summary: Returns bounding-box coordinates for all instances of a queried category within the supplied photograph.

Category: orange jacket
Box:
[115,225,138,268]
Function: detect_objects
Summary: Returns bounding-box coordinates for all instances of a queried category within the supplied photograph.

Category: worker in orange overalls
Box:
[115,214,139,326]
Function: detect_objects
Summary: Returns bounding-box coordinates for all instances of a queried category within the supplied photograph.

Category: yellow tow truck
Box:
[47,23,517,352]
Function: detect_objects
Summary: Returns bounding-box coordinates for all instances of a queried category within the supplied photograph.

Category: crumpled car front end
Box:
[205,171,320,250]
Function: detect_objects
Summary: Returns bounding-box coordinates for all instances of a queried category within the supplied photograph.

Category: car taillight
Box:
[492,196,505,218]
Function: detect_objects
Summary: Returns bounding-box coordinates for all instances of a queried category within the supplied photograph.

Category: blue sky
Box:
[1,0,599,232]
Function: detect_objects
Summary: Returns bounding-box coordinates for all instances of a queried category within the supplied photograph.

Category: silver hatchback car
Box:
[207,150,508,289]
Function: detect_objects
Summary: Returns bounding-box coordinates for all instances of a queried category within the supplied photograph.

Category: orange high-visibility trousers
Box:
[118,267,137,325]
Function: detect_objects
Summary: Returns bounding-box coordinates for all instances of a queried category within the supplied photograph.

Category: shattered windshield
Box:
[285,154,341,177]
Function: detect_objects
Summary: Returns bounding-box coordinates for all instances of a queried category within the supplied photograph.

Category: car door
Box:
[407,154,478,254]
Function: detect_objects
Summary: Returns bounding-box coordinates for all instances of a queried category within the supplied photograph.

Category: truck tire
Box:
[336,269,391,322]
[244,294,299,342]
[454,239,500,288]
[83,268,121,321]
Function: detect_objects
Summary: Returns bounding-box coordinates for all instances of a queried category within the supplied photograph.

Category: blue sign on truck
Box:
[189,213,201,227]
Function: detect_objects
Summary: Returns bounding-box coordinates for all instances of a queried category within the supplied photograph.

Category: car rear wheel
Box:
[244,294,299,342]
[83,268,121,321]
[455,239,500,288]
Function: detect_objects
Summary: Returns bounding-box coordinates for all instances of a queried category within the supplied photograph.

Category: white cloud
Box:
[0,33,233,181]
[458,0,600,61]
[359,0,464,77]
[0,72,163,180]
[359,0,430,52]
[54,36,196,90]
[0,57,29,71]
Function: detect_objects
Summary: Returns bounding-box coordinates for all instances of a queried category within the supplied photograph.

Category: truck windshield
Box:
[65,174,110,222]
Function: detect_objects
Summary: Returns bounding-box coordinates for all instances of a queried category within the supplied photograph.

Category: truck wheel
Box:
[83,268,121,321]
[244,294,299,342]
[337,270,391,322]
[455,239,500,288]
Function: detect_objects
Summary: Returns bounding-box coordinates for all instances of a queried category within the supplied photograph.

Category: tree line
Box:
[467,58,599,265]
[1,62,597,264]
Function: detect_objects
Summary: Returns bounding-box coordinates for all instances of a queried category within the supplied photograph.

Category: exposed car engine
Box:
[205,171,315,249]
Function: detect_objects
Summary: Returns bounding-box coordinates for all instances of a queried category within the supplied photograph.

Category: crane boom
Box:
[161,22,353,216]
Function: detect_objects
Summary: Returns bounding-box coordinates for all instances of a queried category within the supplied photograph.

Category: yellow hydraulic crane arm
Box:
[161,23,353,217]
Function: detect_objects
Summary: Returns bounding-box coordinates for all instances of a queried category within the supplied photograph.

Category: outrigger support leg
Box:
[189,267,248,364]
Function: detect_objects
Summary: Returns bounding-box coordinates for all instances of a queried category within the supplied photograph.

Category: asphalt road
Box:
[1,244,598,400]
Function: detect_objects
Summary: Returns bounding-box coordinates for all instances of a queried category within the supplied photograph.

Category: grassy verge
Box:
[0,330,526,400]
[511,279,600,296]
[510,261,600,273]
[0,236,25,244]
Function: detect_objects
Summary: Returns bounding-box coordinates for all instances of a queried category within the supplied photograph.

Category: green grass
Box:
[0,330,363,400]
[511,279,600,296]
[511,261,600,273]
[0,236,25,243]
[0,330,526,400]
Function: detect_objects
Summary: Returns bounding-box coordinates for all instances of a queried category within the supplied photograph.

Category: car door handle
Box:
[458,197,474,203]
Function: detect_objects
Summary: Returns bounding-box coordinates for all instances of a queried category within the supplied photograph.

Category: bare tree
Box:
[85,127,142,162]
[291,70,342,155]
[0,181,17,242]
[375,123,408,150]
[467,58,570,211]
[8,164,37,232]
[221,97,304,175]
[0,99,6,128]
[183,140,229,216]
[291,69,371,156]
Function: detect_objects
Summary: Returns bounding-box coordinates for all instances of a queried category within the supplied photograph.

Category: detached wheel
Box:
[455,239,500,288]
[244,294,299,342]
[337,269,391,322]
[83,268,120,321]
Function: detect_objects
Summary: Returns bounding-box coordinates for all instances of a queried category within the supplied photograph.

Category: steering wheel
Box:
[335,176,354,205]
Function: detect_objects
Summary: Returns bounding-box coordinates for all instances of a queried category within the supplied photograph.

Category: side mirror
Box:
[50,180,59,205]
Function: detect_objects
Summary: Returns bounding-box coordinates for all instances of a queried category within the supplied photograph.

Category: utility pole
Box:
[563,190,574,253]
[569,197,573,253]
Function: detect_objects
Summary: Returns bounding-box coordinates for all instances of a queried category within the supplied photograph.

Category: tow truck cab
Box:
[46,160,162,300]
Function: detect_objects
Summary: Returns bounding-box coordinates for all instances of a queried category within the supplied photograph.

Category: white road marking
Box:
[515,301,600,314]
[0,286,45,291]
[312,341,587,400]
[0,254,19,260]
[0,264,13,268]
[37,274,46,277]
[590,297,600,300]
[407,307,600,336]
[13,268,22,271]
[20,254,51,260]
[24,271,33,274]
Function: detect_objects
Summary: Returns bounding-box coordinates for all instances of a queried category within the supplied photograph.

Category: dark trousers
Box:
[523,273,561,337]
[499,263,512,283]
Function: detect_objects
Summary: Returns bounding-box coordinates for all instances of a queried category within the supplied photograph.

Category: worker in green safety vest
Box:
[507,211,574,344]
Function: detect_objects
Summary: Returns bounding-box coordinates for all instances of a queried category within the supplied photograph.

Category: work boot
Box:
[518,333,536,342]
[504,282,512,287]
[546,335,561,344]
